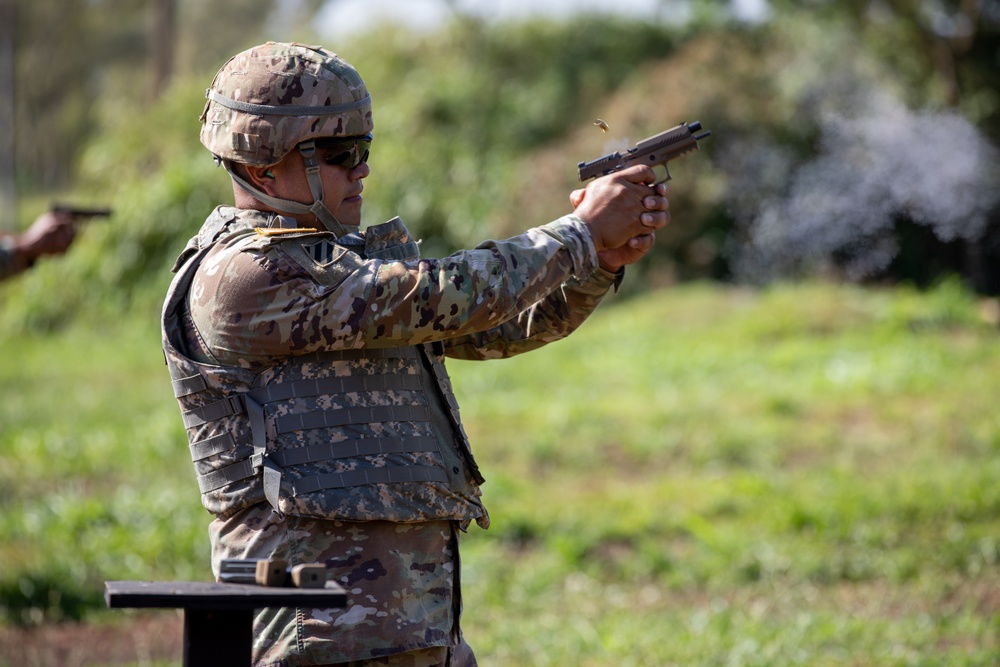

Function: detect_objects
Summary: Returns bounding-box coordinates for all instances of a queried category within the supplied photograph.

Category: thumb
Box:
[569,188,586,208]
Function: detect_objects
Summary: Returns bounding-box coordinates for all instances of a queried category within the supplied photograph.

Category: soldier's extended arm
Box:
[577,120,711,184]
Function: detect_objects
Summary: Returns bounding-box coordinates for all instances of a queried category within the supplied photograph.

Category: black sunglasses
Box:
[313,134,373,169]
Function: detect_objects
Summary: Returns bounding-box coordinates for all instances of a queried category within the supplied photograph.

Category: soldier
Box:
[0,210,76,280]
[161,42,670,666]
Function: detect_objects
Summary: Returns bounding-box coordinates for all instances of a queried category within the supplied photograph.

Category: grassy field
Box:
[2,280,999,666]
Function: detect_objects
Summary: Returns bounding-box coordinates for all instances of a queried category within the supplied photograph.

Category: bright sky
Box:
[316,0,771,39]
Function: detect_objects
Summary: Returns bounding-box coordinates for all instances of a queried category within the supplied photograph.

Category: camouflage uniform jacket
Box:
[161,205,620,664]
[162,205,620,528]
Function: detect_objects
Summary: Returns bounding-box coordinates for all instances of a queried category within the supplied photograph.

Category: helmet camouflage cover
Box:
[200,42,374,167]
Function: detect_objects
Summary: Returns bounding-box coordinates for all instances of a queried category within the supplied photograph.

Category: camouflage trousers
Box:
[318,638,477,666]
[209,510,470,666]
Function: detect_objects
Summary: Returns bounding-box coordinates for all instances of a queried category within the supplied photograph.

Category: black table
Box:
[105,580,347,667]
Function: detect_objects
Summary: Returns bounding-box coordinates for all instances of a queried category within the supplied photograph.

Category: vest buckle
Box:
[226,394,246,416]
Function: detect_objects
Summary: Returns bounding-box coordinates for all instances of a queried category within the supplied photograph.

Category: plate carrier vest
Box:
[161,208,488,528]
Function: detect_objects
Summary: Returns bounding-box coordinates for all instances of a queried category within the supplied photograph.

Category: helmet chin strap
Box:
[221,141,354,238]
[296,140,351,237]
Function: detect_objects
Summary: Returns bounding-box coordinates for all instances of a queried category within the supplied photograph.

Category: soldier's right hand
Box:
[570,165,671,253]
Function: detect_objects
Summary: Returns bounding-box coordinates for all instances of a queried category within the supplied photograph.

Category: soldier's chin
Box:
[339,198,363,225]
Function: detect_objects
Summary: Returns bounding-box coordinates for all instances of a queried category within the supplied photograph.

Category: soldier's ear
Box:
[245,165,278,193]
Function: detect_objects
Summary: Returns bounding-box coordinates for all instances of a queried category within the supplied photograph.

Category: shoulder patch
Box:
[302,238,340,266]
[278,236,363,287]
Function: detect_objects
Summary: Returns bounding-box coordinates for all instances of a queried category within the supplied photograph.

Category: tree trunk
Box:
[0,0,16,229]
[150,0,176,100]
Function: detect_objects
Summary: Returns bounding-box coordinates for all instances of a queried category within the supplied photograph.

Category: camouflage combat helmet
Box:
[200,41,374,235]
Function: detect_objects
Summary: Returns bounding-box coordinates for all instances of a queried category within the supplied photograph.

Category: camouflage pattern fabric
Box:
[200,42,373,167]
[185,208,615,365]
[0,240,17,280]
[329,641,477,667]
[210,513,470,666]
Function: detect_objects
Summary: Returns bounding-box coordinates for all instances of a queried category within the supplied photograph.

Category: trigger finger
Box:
[621,164,658,185]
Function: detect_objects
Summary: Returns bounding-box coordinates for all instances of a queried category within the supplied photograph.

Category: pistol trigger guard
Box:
[653,163,672,185]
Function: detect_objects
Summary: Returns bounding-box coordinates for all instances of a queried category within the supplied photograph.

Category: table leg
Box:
[183,608,254,667]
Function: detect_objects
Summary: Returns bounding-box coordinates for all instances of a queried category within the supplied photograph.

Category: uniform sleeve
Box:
[188,215,604,364]
[0,238,23,281]
[441,265,620,360]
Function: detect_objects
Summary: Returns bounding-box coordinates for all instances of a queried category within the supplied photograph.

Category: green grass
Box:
[2,280,999,665]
